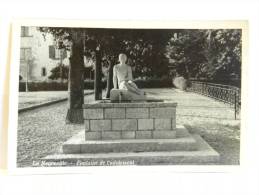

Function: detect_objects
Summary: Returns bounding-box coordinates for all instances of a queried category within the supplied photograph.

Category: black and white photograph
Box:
[2,0,259,194]
[13,22,245,168]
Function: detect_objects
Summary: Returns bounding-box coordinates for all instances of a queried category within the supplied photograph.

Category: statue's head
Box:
[119,53,127,63]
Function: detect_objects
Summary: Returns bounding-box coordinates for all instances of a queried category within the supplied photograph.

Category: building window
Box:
[20,48,32,61]
[21,27,31,37]
[49,45,60,59]
[41,67,46,76]
[55,48,61,59]
[49,45,67,60]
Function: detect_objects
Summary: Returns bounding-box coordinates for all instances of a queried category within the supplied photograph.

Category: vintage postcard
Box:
[5,19,248,174]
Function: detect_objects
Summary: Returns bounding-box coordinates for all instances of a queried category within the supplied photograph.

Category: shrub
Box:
[19,80,106,92]
[134,77,172,88]
[19,77,173,92]
[189,78,241,88]
[83,80,106,89]
[19,82,68,91]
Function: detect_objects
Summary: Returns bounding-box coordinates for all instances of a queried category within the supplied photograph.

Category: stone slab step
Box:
[63,127,197,154]
[43,134,220,165]
[176,125,189,137]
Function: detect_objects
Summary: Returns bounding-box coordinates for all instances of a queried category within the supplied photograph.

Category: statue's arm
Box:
[113,66,118,89]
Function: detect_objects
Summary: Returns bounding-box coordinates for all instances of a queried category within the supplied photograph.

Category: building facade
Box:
[19,26,70,82]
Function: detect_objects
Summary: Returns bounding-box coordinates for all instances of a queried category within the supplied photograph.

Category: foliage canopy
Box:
[39,27,241,82]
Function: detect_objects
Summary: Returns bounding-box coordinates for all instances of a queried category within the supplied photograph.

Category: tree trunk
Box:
[105,61,113,98]
[94,49,102,100]
[66,31,84,124]
[206,30,215,79]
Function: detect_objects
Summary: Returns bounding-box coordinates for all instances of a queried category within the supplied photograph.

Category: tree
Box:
[38,27,179,122]
[166,30,206,79]
[166,29,241,83]
[48,64,69,80]
[203,29,241,81]
[66,30,85,123]
[39,27,87,123]
[101,29,174,98]
[82,28,174,98]
[38,27,125,122]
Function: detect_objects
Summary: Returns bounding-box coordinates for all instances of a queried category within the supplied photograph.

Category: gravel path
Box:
[17,94,94,167]
[17,88,240,167]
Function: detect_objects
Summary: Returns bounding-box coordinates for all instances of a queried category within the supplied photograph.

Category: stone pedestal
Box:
[43,100,220,165]
[83,101,177,140]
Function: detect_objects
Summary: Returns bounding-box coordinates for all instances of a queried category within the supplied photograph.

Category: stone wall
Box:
[83,102,177,140]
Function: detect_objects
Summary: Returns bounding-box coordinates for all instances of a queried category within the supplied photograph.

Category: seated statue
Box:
[110,53,146,101]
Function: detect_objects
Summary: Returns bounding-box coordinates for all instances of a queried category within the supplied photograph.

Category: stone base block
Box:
[153,130,176,139]
[121,131,135,139]
[62,127,197,154]
[136,131,152,139]
[102,131,121,140]
[85,132,101,140]
[44,134,220,165]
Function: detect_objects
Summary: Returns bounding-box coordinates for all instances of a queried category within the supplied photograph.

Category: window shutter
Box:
[21,27,29,37]
[62,50,67,59]
[55,48,60,59]
[49,45,56,59]
[24,27,29,36]
[21,27,25,37]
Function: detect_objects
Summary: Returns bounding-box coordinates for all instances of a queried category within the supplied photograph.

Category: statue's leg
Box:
[125,81,145,96]
[128,81,146,95]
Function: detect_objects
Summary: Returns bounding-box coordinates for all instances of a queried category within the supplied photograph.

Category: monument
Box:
[44,99,220,165]
[43,53,220,165]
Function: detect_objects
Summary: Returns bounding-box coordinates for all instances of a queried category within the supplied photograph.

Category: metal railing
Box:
[188,81,241,119]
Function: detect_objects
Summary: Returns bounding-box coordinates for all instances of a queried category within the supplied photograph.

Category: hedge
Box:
[19,81,106,92]
[189,78,241,88]
[134,78,172,88]
[19,82,68,92]
[19,78,173,92]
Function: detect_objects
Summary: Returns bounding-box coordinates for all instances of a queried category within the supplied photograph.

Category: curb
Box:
[18,92,94,113]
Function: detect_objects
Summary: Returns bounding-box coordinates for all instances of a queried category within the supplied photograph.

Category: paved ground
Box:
[17,88,240,167]
[146,88,240,165]
[18,90,93,109]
